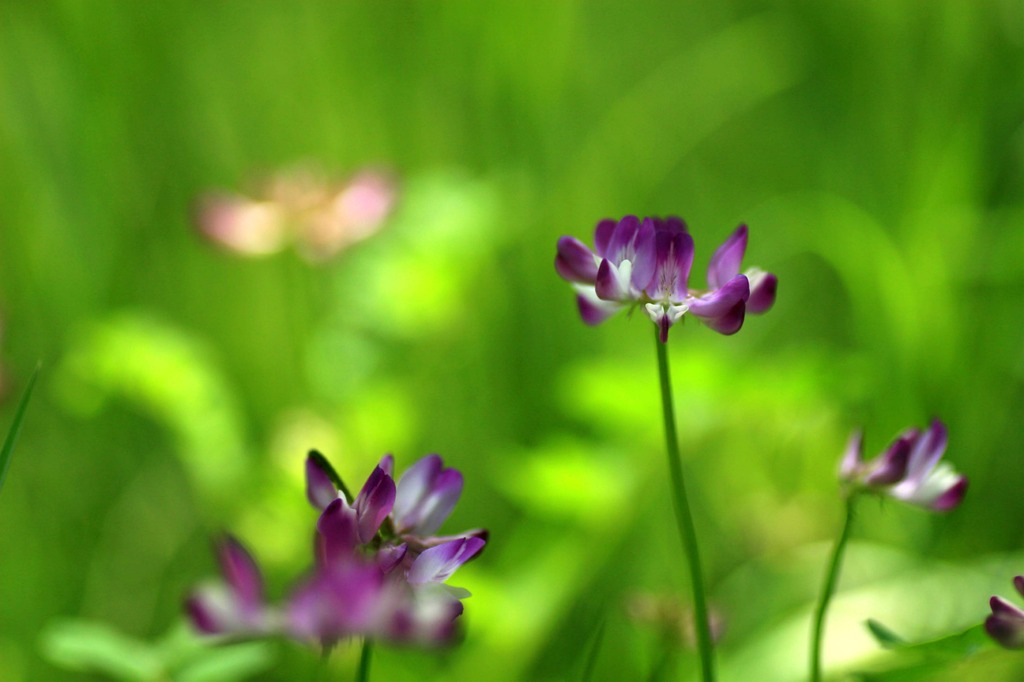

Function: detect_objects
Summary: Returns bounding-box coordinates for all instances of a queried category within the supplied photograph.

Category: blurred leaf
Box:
[0,364,38,496]
[866,619,907,649]
[39,619,162,681]
[173,641,275,682]
[54,313,248,501]
[853,623,991,680]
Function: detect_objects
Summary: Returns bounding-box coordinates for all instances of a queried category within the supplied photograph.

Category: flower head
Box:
[185,535,273,637]
[555,216,776,342]
[986,576,1024,649]
[195,167,396,262]
[838,420,967,511]
[187,450,486,649]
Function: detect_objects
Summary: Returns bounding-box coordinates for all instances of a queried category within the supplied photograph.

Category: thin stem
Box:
[810,495,857,682]
[653,330,715,682]
[356,639,373,682]
[580,618,606,682]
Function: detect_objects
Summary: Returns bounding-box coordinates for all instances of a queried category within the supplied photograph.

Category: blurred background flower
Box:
[195,166,397,262]
[1,2,1024,680]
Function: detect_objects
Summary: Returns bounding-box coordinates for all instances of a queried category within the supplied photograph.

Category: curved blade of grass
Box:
[0,365,40,496]
[580,617,605,682]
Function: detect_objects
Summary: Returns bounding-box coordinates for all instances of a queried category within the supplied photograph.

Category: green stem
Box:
[653,330,715,682]
[356,639,372,682]
[810,495,857,682]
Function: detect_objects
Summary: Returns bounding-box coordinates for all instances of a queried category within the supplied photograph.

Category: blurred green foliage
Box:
[2,1,1024,680]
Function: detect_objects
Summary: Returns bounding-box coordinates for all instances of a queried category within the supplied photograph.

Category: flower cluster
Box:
[555,215,777,342]
[195,167,396,263]
[838,420,967,511]
[987,576,1024,649]
[186,451,486,646]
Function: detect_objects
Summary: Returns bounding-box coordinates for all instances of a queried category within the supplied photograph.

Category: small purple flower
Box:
[839,420,968,511]
[185,535,273,637]
[986,576,1024,649]
[555,216,776,342]
[188,449,487,650]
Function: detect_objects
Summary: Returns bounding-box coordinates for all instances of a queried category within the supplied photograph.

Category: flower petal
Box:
[687,275,749,335]
[605,215,642,264]
[555,236,599,284]
[987,596,1024,649]
[407,537,486,585]
[595,259,633,301]
[904,420,949,485]
[707,225,748,289]
[746,269,778,314]
[838,430,864,480]
[412,468,463,536]
[864,437,911,485]
[317,498,359,566]
[644,230,694,300]
[355,466,396,543]
[306,453,339,510]
[576,289,621,325]
[218,535,264,611]
[593,219,617,258]
[393,455,442,529]
[928,475,968,512]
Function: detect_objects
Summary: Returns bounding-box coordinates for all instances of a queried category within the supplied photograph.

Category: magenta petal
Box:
[317,499,359,565]
[306,455,339,510]
[652,216,687,233]
[407,537,486,585]
[595,259,629,300]
[1014,576,1024,600]
[394,455,442,527]
[991,596,1024,618]
[644,230,694,299]
[287,563,386,641]
[747,271,777,314]
[378,543,409,574]
[185,593,223,634]
[629,220,657,291]
[355,466,396,543]
[218,535,263,611]
[606,215,641,263]
[414,468,463,536]
[905,420,949,484]
[576,291,619,325]
[593,218,617,258]
[987,612,1024,649]
[379,453,394,478]
[864,439,911,485]
[555,236,599,283]
[688,275,750,319]
[701,299,746,335]
[707,225,748,289]
[929,476,968,511]
[839,430,864,480]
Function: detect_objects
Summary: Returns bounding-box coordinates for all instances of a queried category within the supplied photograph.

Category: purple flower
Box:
[307,452,488,554]
[287,563,466,646]
[987,576,1024,649]
[838,420,968,511]
[185,535,273,637]
[188,450,487,649]
[555,216,776,342]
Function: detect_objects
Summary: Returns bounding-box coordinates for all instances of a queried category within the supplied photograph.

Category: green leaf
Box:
[866,619,908,649]
[173,641,275,682]
[853,624,993,681]
[0,365,39,496]
[39,619,162,681]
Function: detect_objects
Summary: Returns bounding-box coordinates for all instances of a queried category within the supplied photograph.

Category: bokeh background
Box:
[2,1,1024,680]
